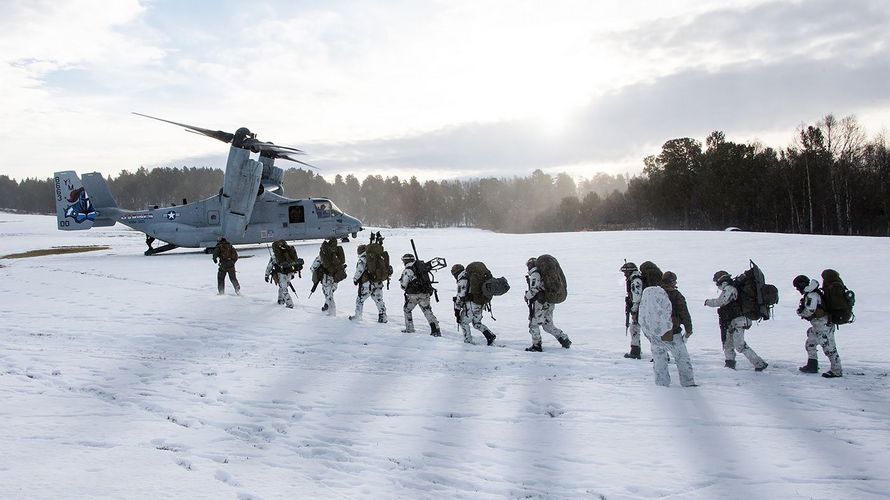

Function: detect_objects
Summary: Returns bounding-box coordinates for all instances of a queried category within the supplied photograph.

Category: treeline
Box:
[2,114,888,235]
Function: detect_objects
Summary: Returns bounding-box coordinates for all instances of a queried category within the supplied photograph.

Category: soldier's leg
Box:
[217,268,226,294]
[816,319,842,376]
[417,295,440,332]
[352,282,370,319]
[731,318,766,370]
[403,295,417,332]
[540,303,570,347]
[625,312,642,358]
[278,273,293,308]
[228,268,240,293]
[528,307,543,346]
[459,308,474,343]
[723,326,737,363]
[322,276,336,316]
[650,337,671,387]
[470,303,495,345]
[371,282,387,322]
[669,335,696,387]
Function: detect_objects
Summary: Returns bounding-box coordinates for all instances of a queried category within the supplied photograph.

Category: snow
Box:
[1,212,889,499]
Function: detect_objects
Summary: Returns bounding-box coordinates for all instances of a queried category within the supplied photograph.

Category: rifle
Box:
[625,296,631,336]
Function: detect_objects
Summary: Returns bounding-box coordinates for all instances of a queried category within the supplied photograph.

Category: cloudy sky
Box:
[1,0,888,181]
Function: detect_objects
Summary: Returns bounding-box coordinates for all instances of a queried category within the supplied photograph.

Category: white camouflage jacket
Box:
[353,253,367,283]
[525,267,544,302]
[454,271,469,310]
[704,282,738,308]
[400,264,416,291]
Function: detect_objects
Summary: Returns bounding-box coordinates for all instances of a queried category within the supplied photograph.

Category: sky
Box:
[1,0,889,182]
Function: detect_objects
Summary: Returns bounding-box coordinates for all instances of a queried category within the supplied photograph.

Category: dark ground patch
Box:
[1,246,111,259]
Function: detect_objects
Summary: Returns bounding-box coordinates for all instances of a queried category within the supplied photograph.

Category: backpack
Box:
[272,240,302,274]
[217,241,238,261]
[821,269,855,325]
[465,261,493,305]
[639,261,663,288]
[364,242,392,283]
[406,260,434,295]
[733,260,779,321]
[320,241,348,282]
[536,254,567,304]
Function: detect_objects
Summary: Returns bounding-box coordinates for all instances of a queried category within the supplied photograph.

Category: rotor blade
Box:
[242,138,305,155]
[280,155,318,169]
[132,112,234,144]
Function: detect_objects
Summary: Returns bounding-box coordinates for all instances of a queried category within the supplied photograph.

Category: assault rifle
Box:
[625,296,631,336]
[410,239,446,302]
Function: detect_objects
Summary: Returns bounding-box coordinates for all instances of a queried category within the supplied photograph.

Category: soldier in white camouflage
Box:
[524,257,571,352]
[705,270,768,371]
[349,244,387,323]
[264,240,298,309]
[399,254,441,336]
[794,275,843,378]
[451,264,496,346]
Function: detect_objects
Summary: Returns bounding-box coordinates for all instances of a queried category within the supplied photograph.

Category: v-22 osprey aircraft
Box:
[54,113,363,255]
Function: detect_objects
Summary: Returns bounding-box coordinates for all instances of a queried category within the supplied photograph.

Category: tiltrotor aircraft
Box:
[54,113,363,255]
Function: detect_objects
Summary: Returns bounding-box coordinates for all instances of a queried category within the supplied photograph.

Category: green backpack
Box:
[320,240,347,282]
[536,254,567,304]
[272,240,302,274]
[364,242,392,283]
[821,269,855,325]
[465,261,493,305]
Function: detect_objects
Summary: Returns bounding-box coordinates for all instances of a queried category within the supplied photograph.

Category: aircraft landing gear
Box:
[351,232,358,238]
[341,237,350,243]
[204,247,215,254]
[144,243,178,256]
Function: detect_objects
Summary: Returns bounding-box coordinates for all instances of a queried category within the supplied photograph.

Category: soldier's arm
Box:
[525,272,544,300]
[630,277,643,311]
[704,286,734,308]
[265,259,274,279]
[677,292,693,336]
[353,256,366,283]
[798,292,819,318]
[455,278,467,308]
[400,268,413,290]
[310,256,321,272]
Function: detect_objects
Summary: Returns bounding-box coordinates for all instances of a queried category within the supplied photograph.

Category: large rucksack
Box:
[639,261,663,288]
[465,261,509,305]
[536,254,567,304]
[821,269,855,325]
[320,240,347,282]
[733,260,779,321]
[364,242,392,283]
[217,241,237,261]
[406,260,435,295]
[272,240,303,274]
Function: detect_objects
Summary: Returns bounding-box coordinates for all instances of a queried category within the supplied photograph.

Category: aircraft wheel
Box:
[341,237,350,243]
[204,247,214,254]
[351,232,357,238]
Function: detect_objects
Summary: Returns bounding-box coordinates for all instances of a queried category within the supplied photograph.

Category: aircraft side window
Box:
[314,201,331,218]
[288,205,305,223]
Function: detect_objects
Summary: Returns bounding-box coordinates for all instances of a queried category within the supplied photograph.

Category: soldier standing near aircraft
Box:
[310,238,346,316]
[349,233,390,323]
[400,253,441,336]
[265,239,301,309]
[212,236,240,295]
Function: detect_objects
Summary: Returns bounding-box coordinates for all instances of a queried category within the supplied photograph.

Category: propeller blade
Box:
[132,112,234,144]
[242,138,305,155]
[279,155,318,169]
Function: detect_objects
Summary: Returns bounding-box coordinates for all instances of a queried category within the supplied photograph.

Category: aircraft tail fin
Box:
[54,170,99,230]
[82,172,118,209]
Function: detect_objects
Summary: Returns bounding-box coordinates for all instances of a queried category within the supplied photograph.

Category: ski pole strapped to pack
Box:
[821,269,855,325]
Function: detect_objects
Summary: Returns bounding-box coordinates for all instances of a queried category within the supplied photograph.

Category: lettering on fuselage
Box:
[120,213,154,223]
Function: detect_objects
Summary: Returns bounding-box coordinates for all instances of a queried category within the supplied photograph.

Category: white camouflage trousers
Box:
[322,274,337,316]
[404,293,438,332]
[276,272,294,307]
[648,333,696,387]
[354,281,386,319]
[629,318,641,348]
[529,301,568,344]
[460,302,493,343]
[806,316,842,375]
[724,316,767,369]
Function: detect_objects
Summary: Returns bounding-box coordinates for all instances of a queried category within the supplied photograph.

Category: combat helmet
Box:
[526,257,537,270]
[620,262,638,275]
[357,244,367,255]
[662,271,677,286]
[402,253,416,264]
[451,263,465,279]
[713,270,732,285]
[792,274,810,292]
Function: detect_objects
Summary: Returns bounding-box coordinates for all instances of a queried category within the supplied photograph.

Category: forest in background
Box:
[2,114,888,236]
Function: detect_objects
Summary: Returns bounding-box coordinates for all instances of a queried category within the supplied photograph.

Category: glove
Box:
[265,275,270,283]
[353,279,359,286]
[630,303,638,313]
[213,258,218,264]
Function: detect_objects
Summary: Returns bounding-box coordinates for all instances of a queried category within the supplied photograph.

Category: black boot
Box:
[378,313,388,323]
[321,303,329,312]
[724,359,736,370]
[755,362,768,372]
[430,323,441,337]
[483,330,496,346]
[822,371,842,378]
[799,359,818,373]
[557,336,572,349]
[525,342,542,352]
[624,345,641,359]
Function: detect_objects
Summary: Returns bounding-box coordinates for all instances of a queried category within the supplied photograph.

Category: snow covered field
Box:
[1,212,889,499]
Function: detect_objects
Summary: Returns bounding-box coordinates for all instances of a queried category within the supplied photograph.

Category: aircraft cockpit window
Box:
[288,205,305,223]
[314,200,332,218]
[329,202,343,216]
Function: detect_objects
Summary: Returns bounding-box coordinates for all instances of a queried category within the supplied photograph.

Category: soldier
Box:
[652,270,696,387]
[349,244,388,323]
[400,253,441,336]
[212,236,240,295]
[621,262,644,359]
[794,275,843,378]
[310,238,344,316]
[524,257,571,352]
[264,239,299,309]
[705,270,768,371]
[451,264,496,346]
